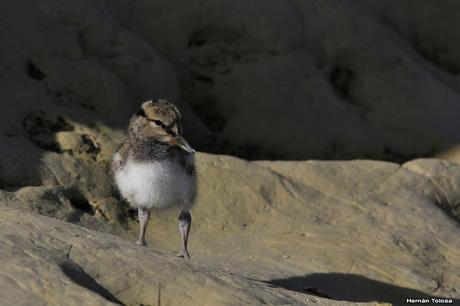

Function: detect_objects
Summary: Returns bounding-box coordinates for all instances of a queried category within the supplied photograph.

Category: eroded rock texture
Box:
[1,0,460,161]
[1,154,460,305]
[1,1,460,305]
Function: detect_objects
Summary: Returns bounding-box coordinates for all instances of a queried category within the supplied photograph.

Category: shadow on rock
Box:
[61,262,124,305]
[266,273,459,305]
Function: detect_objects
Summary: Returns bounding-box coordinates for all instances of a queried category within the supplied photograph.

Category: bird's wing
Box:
[111,141,130,175]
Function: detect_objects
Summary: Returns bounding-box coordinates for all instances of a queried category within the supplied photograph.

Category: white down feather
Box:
[115,158,196,209]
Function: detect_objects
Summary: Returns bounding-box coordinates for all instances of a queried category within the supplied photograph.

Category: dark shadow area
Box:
[61,262,124,305]
[26,60,47,81]
[62,188,96,216]
[266,273,459,305]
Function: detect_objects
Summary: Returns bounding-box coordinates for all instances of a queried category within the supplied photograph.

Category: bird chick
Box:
[112,99,196,259]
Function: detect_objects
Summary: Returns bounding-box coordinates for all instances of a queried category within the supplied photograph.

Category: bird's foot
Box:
[136,239,149,247]
[177,249,190,259]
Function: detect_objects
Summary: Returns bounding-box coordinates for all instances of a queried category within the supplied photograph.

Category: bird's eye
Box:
[154,120,164,127]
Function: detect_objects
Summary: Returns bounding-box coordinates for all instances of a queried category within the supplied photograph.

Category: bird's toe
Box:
[136,240,149,248]
[177,249,190,259]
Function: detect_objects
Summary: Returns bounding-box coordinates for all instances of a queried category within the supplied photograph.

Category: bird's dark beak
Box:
[173,135,195,154]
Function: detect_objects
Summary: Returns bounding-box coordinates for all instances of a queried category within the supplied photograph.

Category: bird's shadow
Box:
[265,273,459,305]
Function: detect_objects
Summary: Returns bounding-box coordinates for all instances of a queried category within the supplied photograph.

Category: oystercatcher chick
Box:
[112,99,196,259]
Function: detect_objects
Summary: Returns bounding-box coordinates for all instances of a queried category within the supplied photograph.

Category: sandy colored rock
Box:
[1,0,460,304]
[0,207,337,306]
[0,185,124,235]
[0,136,122,222]
[1,154,460,305]
[130,154,460,303]
[436,145,460,165]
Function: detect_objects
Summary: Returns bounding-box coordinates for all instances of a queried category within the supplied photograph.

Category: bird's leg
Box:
[136,207,150,247]
[177,210,191,259]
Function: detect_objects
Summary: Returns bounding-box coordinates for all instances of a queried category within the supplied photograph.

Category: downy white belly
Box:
[115,159,196,209]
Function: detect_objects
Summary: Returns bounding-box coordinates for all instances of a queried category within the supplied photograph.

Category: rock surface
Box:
[105,0,460,160]
[1,0,460,305]
[1,154,460,305]
[0,207,330,306]
[1,0,460,161]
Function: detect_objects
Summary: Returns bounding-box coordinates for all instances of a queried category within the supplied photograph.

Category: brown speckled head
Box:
[129,99,194,153]
[142,99,181,132]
